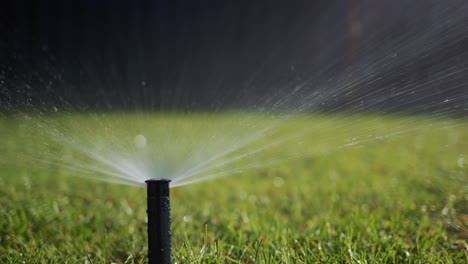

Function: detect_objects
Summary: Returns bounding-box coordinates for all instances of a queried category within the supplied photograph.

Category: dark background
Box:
[1,0,467,114]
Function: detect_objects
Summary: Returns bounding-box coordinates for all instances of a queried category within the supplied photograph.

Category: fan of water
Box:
[1,0,467,188]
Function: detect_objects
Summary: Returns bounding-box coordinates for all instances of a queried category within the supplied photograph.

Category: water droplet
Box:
[449,194,456,201]
[441,207,449,215]
[134,134,147,149]
[273,177,284,187]
[457,154,464,168]
[126,207,133,215]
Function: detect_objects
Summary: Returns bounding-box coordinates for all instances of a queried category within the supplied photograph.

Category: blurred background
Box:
[1,0,467,114]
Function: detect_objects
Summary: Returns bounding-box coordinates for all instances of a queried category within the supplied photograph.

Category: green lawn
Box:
[0,113,467,263]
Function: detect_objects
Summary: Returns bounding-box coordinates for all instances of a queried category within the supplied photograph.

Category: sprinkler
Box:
[146,179,172,264]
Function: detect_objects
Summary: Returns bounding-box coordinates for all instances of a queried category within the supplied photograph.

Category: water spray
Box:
[146,179,172,264]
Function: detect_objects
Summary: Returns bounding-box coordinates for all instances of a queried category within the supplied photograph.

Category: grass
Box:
[0,112,467,263]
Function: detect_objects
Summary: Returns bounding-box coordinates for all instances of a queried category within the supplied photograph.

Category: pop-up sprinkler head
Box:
[146,179,171,264]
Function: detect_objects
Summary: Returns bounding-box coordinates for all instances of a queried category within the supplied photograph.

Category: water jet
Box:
[146,179,171,264]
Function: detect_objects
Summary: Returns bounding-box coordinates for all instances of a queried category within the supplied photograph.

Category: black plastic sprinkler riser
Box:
[146,179,171,264]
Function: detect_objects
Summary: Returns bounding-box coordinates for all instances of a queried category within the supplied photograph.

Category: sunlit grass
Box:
[0,112,467,263]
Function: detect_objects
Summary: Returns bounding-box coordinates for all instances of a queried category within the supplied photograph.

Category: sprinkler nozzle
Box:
[146,179,171,264]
